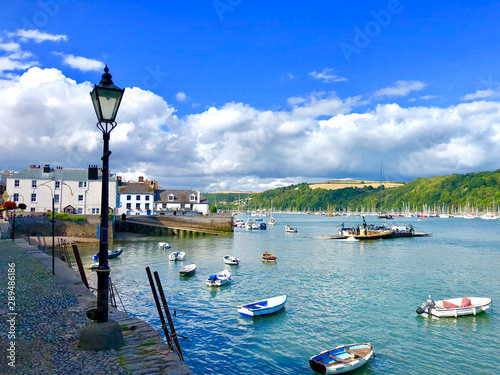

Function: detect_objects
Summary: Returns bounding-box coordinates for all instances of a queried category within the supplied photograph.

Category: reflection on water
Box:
[75,214,499,374]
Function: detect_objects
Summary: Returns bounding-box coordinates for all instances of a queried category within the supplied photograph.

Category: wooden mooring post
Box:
[145,266,184,361]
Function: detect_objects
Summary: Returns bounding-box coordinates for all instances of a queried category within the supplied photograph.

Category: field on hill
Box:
[209,191,252,194]
[309,180,405,190]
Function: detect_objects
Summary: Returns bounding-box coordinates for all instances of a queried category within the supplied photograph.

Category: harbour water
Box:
[79,214,500,374]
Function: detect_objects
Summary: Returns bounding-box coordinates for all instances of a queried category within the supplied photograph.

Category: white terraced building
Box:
[5,164,118,215]
[116,177,210,216]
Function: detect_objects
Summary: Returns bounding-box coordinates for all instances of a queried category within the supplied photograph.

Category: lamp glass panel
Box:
[97,88,122,122]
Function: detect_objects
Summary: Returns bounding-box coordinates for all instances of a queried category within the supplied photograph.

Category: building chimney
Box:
[139,176,144,183]
[197,189,200,203]
[88,165,98,180]
[43,164,51,173]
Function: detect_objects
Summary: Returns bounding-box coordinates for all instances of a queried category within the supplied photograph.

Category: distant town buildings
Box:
[117,176,209,216]
[4,165,209,216]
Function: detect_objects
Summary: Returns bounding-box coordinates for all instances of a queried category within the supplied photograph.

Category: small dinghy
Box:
[157,242,171,249]
[84,262,99,270]
[206,270,231,287]
[309,343,374,374]
[262,251,277,262]
[416,296,492,318]
[237,295,287,317]
[179,263,197,276]
[92,248,123,261]
[285,224,298,233]
[223,255,240,265]
[169,251,186,261]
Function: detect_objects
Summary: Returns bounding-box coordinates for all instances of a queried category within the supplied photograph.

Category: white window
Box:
[31,207,35,212]
[31,193,36,202]
[77,208,83,214]
[32,180,37,188]
[136,195,141,200]
[127,195,131,200]
[78,195,84,201]
[190,194,196,201]
[14,180,20,187]
[145,195,150,201]
[55,181,60,189]
[168,194,174,201]
[13,193,19,202]
[91,208,100,214]
[54,194,60,203]
[79,181,87,188]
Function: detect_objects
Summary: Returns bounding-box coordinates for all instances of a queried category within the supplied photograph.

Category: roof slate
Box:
[156,189,208,204]
[119,183,155,194]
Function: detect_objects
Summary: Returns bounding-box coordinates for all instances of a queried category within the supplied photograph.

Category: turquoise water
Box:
[80,214,500,374]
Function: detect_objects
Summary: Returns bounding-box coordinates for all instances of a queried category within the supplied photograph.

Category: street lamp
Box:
[8,194,24,242]
[34,180,73,275]
[90,65,125,324]
[34,182,55,274]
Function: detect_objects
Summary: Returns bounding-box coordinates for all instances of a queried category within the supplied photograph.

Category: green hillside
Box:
[206,170,500,213]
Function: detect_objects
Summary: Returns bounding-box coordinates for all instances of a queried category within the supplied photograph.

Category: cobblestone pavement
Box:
[0,239,193,375]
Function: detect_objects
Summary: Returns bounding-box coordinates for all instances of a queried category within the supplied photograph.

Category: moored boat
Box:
[268,216,276,226]
[237,295,287,317]
[416,296,492,318]
[206,269,231,286]
[169,251,186,261]
[84,262,99,270]
[262,251,277,262]
[157,242,171,249]
[223,255,240,265]
[285,224,298,233]
[92,248,123,261]
[309,343,374,374]
[179,263,196,275]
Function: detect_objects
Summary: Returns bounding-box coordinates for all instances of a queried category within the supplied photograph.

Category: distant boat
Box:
[169,251,186,261]
[268,216,276,226]
[84,262,99,270]
[309,343,374,374]
[223,255,240,265]
[92,248,123,261]
[157,242,171,249]
[237,295,287,317]
[179,263,196,276]
[262,251,277,262]
[206,270,231,287]
[416,296,492,318]
[285,225,298,233]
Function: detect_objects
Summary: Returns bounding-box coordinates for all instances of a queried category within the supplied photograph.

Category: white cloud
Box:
[8,29,68,43]
[175,91,188,102]
[0,42,21,52]
[2,67,500,192]
[309,68,348,83]
[55,53,104,72]
[409,94,438,102]
[461,89,497,101]
[375,80,426,97]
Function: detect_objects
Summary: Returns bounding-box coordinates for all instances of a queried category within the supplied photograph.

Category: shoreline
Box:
[0,239,192,374]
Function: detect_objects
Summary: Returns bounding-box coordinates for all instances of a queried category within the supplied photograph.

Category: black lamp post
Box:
[34,183,55,274]
[90,65,125,323]
[9,195,25,242]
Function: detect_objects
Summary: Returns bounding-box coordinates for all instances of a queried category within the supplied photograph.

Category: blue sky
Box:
[1,1,500,191]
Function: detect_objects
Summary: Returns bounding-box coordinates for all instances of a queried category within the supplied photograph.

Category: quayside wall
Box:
[9,214,112,239]
[115,215,234,237]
